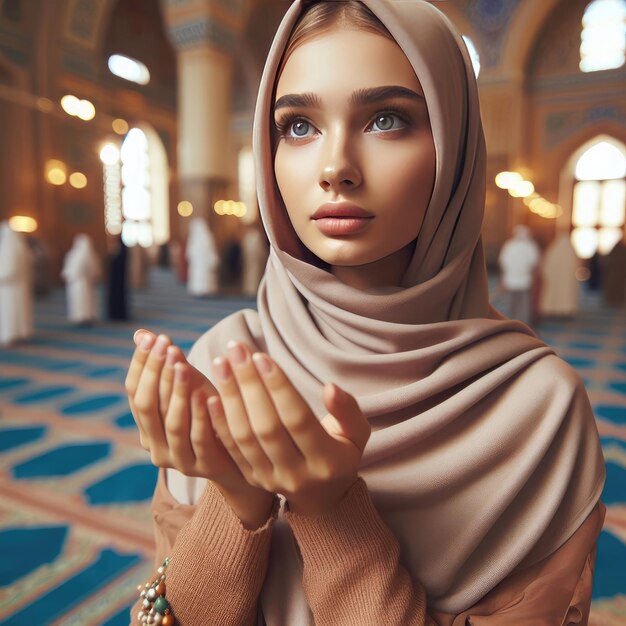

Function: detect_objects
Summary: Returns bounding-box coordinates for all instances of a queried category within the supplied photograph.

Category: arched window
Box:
[580,0,626,72]
[462,36,481,78]
[571,139,626,258]
[101,125,170,248]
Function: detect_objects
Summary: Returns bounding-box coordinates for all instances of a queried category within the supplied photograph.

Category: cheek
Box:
[382,143,435,204]
[275,147,309,209]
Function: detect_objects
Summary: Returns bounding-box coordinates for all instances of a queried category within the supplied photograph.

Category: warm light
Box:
[523,193,540,206]
[61,95,80,116]
[69,172,88,189]
[177,201,193,217]
[61,94,95,121]
[77,99,96,121]
[508,180,535,198]
[234,202,247,218]
[214,200,226,215]
[495,171,523,190]
[8,215,37,233]
[112,118,129,135]
[45,159,67,186]
[108,54,150,85]
[571,227,599,259]
[99,144,120,165]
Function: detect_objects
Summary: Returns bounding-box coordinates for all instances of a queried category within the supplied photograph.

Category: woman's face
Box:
[273,27,436,272]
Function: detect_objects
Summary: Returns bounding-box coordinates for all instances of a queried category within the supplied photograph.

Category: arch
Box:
[499,0,563,77]
[118,123,170,248]
[556,126,626,231]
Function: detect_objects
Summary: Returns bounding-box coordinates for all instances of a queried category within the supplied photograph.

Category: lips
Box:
[311,202,373,220]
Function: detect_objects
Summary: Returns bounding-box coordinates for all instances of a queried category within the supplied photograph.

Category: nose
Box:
[318,130,362,193]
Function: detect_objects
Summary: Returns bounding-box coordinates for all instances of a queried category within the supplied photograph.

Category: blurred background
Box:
[0,0,625,624]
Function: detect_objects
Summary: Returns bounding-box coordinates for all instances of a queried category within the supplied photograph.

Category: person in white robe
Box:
[498,225,541,325]
[61,233,101,324]
[186,217,220,296]
[540,232,580,318]
[0,221,34,346]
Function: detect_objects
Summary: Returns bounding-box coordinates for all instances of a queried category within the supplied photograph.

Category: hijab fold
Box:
[179,0,604,619]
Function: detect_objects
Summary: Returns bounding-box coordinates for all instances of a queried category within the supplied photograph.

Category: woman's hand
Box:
[208,341,371,516]
[125,330,274,528]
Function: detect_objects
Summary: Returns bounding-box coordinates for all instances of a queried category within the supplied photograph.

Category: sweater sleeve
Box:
[130,472,278,626]
[284,478,435,626]
[284,479,605,626]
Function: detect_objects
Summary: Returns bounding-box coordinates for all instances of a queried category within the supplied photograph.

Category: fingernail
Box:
[207,395,222,416]
[174,362,188,383]
[226,341,247,366]
[165,346,177,369]
[252,353,273,376]
[141,334,154,351]
[154,335,169,357]
[133,330,145,345]
[212,357,231,382]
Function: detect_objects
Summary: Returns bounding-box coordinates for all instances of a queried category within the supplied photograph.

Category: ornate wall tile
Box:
[464,0,522,68]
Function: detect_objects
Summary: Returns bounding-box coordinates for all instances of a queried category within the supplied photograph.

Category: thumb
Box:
[321,383,370,452]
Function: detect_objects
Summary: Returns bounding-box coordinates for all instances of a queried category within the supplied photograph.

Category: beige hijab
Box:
[179,0,605,619]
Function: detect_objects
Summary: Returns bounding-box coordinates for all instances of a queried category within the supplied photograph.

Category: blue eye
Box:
[370,113,407,132]
[291,120,311,137]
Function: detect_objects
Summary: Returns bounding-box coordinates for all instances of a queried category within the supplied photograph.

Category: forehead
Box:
[275,28,422,99]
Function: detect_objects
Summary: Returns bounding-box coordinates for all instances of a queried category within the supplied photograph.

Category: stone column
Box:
[160,0,246,236]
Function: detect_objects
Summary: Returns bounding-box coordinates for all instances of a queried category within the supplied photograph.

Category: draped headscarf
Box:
[176,0,605,619]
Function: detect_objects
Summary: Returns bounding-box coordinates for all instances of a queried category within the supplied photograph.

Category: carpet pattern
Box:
[0,270,624,625]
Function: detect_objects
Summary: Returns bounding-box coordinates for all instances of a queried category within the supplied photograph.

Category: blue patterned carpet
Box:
[0,269,624,625]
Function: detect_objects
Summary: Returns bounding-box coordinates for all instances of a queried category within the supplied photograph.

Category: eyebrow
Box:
[273,86,424,112]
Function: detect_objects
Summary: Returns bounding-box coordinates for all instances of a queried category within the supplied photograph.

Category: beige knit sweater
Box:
[130,472,602,625]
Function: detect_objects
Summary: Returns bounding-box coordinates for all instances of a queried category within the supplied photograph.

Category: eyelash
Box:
[274,109,411,142]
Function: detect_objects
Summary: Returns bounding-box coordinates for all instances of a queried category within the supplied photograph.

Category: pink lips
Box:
[311,203,374,236]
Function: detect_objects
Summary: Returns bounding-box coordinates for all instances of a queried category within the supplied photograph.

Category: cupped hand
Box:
[208,341,371,516]
[125,330,275,527]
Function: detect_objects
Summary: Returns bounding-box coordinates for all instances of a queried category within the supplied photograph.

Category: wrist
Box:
[214,479,275,530]
[287,476,358,517]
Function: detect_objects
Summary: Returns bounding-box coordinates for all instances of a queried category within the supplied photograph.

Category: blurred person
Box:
[186,217,220,296]
[498,225,541,325]
[27,235,51,298]
[0,221,34,345]
[106,234,130,321]
[602,236,626,307]
[61,233,101,325]
[540,232,580,318]
[241,223,268,296]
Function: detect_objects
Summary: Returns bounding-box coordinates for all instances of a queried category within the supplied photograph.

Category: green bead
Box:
[154,596,170,614]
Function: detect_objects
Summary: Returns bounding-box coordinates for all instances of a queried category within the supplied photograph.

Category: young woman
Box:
[127,1,605,624]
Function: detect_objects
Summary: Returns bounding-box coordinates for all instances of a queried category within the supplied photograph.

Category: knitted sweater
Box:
[130,472,603,625]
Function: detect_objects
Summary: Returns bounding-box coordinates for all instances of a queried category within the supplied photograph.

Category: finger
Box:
[134,334,172,451]
[126,330,156,446]
[163,362,195,473]
[225,344,301,469]
[208,393,257,485]
[251,352,329,458]
[159,345,183,416]
[189,388,231,477]
[125,330,155,397]
[321,383,370,452]
[212,352,276,477]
